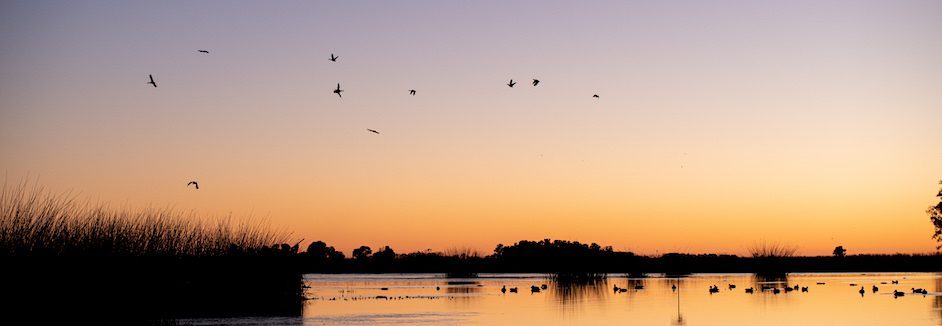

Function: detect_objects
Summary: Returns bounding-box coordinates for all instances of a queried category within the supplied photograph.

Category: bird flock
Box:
[151,51,602,190]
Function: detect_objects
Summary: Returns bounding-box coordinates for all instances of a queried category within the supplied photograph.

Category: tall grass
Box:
[0,182,289,256]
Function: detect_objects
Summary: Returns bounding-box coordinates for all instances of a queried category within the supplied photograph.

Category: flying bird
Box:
[507,79,516,88]
[409,89,416,96]
[532,79,539,86]
[329,53,339,62]
[592,94,599,99]
[197,50,209,54]
[367,129,380,134]
[147,74,157,88]
[333,83,343,98]
[187,181,199,190]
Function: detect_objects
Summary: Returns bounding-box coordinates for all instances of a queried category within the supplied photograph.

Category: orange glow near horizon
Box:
[1,1,941,256]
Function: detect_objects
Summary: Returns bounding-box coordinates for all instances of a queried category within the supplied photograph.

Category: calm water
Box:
[183,272,942,325]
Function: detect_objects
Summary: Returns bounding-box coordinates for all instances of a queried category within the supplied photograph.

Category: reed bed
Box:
[0,182,288,256]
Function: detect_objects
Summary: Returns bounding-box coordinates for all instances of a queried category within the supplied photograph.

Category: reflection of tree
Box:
[934,275,941,322]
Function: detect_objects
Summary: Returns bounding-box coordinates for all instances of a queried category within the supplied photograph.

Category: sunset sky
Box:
[2,1,940,256]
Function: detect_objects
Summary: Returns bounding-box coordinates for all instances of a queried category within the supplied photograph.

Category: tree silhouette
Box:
[929,180,942,250]
[306,241,345,264]
[352,246,372,261]
[373,246,396,262]
[832,246,846,257]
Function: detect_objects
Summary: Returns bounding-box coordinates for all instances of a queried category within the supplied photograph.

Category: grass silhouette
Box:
[0,182,288,257]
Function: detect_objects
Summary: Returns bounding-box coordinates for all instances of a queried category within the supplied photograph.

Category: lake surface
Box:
[183,272,941,325]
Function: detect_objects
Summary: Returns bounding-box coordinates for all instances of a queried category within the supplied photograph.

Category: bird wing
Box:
[149,75,154,82]
[336,83,340,90]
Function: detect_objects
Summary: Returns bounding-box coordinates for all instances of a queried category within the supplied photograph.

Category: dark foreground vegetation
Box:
[2,183,940,323]
[0,184,303,323]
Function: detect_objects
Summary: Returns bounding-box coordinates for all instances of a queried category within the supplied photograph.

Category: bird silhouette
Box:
[592,94,599,99]
[409,89,416,96]
[367,129,380,134]
[187,181,199,189]
[329,53,339,62]
[532,79,539,86]
[333,83,343,98]
[507,79,516,88]
[147,74,157,88]
[197,50,209,54]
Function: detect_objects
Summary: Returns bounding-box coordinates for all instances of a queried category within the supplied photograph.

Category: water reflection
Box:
[549,274,608,306]
[445,280,481,304]
[295,273,942,325]
[625,275,647,291]
[669,277,688,326]
[934,275,941,323]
